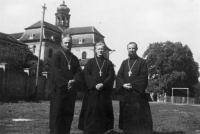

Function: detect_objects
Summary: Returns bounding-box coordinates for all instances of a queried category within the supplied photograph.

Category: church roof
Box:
[57,1,70,14]
[9,32,24,40]
[64,26,104,37]
[25,21,62,33]
[0,32,27,46]
[63,26,112,51]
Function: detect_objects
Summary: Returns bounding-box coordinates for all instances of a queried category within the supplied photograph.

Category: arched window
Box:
[51,35,55,41]
[29,34,35,39]
[79,38,84,44]
[49,49,53,58]
[82,51,87,59]
[62,17,65,25]
[57,17,60,25]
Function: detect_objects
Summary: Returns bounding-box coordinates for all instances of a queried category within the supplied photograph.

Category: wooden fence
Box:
[0,63,50,101]
[165,96,196,104]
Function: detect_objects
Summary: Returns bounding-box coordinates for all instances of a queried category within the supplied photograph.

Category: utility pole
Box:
[35,3,47,100]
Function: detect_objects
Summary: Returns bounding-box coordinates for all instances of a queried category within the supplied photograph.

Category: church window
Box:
[82,51,87,59]
[51,35,55,41]
[61,17,65,25]
[49,48,53,58]
[57,17,60,25]
[29,34,35,39]
[79,38,84,44]
[65,19,68,25]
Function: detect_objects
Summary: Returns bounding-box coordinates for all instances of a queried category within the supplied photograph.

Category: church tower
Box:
[55,1,70,31]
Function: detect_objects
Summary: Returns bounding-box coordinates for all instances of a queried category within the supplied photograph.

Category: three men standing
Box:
[49,37,152,134]
[116,42,153,134]
[49,35,81,134]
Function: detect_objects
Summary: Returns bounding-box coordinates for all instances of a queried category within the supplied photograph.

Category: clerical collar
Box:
[129,54,138,60]
[95,54,104,59]
[62,49,72,55]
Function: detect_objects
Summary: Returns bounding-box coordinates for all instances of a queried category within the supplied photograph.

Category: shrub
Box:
[0,43,37,70]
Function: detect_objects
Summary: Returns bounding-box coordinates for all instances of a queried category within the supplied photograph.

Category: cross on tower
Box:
[42,3,47,11]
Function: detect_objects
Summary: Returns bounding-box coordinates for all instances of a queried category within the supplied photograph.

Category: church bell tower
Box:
[55,1,70,31]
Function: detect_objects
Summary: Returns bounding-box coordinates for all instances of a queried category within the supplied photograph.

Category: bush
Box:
[0,44,37,70]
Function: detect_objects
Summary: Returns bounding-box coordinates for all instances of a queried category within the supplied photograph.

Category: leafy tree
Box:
[29,59,50,75]
[143,41,199,96]
[0,43,37,70]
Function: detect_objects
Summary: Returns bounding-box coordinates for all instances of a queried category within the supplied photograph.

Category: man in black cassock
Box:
[83,42,115,134]
[77,70,88,131]
[49,35,81,134]
[116,42,153,134]
[70,69,88,131]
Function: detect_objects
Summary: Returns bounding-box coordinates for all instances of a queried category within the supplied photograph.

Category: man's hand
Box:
[123,83,132,90]
[96,83,103,90]
[68,79,75,90]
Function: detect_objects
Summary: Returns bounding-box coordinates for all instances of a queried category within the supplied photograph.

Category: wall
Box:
[72,34,94,44]
[6,69,28,99]
[28,75,47,99]
[0,64,49,101]
[0,68,5,99]
[44,41,62,62]
[71,46,94,60]
[165,96,196,104]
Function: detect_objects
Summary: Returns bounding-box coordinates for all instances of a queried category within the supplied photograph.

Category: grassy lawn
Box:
[0,101,200,134]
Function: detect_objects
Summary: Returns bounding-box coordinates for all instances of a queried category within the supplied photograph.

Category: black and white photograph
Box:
[0,0,200,134]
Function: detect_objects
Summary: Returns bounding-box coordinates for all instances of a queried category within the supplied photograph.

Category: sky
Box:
[0,0,200,73]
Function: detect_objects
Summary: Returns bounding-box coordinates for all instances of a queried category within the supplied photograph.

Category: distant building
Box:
[10,1,112,66]
[64,26,111,60]
[0,32,27,47]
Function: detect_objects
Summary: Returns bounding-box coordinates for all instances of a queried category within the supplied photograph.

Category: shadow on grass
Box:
[103,130,186,134]
[153,131,185,134]
[0,125,6,133]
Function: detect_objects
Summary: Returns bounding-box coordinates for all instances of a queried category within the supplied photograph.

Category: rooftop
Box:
[0,32,27,46]
[63,26,104,37]
[25,21,62,33]
[9,32,24,40]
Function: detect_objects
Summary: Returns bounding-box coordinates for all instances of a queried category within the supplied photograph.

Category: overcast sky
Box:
[0,0,200,73]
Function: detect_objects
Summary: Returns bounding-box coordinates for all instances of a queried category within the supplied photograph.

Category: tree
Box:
[0,44,37,70]
[28,59,50,75]
[143,41,199,96]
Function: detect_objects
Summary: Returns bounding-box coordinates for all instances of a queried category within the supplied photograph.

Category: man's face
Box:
[62,37,72,51]
[95,45,104,57]
[127,43,137,55]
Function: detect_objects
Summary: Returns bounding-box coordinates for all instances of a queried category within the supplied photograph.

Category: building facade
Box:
[10,1,112,66]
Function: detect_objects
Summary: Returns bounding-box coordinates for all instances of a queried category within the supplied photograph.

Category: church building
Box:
[10,1,112,67]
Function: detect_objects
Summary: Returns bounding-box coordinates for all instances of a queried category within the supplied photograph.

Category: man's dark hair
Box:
[127,42,138,49]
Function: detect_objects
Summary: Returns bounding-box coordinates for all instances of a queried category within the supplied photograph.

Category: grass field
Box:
[0,101,200,134]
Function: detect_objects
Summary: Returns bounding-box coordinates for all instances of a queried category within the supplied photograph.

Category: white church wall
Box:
[71,46,94,60]
[44,42,62,62]
[71,34,94,44]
